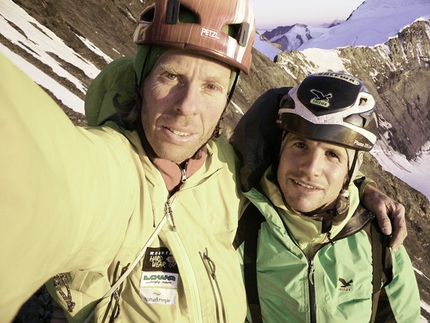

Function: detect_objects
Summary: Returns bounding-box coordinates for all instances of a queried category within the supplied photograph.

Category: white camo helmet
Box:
[277,72,378,152]
[277,72,379,186]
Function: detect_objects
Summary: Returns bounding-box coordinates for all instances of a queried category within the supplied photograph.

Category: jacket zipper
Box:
[165,197,203,322]
[308,259,317,323]
[285,227,318,323]
[286,224,334,323]
[200,248,226,323]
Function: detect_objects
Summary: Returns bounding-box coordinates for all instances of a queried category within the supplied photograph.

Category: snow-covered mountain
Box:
[257,0,430,57]
[300,0,430,50]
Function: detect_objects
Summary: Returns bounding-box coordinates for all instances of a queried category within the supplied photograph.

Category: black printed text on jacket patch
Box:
[140,247,179,306]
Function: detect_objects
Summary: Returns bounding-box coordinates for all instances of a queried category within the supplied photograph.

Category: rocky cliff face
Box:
[346,20,430,161]
[274,20,430,161]
[2,0,429,321]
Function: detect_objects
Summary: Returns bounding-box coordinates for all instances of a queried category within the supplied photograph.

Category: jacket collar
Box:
[138,129,208,194]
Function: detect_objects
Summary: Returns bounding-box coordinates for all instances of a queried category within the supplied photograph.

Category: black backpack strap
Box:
[234,203,266,323]
[368,218,393,323]
[369,221,383,323]
[334,205,374,240]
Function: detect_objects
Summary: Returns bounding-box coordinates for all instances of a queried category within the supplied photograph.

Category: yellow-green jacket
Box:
[0,54,246,322]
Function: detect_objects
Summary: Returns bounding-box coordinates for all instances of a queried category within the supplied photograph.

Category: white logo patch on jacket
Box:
[140,247,178,305]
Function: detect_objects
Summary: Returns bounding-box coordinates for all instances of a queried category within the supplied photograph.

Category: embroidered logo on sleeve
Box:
[338,278,353,292]
[140,247,179,305]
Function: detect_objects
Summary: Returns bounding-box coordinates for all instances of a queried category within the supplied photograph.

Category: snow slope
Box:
[299,0,430,50]
[256,0,430,58]
[0,0,109,114]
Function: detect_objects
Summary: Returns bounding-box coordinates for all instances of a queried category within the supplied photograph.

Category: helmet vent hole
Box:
[224,23,250,46]
[166,0,180,24]
[345,114,364,127]
[177,5,199,24]
[359,97,367,106]
[140,8,155,23]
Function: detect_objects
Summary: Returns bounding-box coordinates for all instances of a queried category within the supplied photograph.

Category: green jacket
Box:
[236,168,421,323]
[0,53,246,322]
[230,86,420,323]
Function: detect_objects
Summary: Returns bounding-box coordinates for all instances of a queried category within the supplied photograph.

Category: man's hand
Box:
[362,184,407,251]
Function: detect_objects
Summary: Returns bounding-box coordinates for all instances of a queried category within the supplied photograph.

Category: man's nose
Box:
[300,150,323,176]
[173,85,200,116]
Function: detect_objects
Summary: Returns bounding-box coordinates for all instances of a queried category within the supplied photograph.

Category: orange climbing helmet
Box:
[133,0,255,74]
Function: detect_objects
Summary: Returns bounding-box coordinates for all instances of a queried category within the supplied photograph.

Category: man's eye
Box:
[205,83,225,93]
[166,73,177,80]
[295,142,307,149]
[327,151,339,159]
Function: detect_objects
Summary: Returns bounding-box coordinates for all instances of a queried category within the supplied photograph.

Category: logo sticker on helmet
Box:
[354,140,372,150]
[315,72,360,85]
[310,89,332,108]
[200,27,220,40]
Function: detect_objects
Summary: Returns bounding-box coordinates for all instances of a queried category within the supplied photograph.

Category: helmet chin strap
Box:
[318,150,360,236]
[212,115,224,138]
[322,189,350,232]
[347,150,360,188]
[319,150,358,235]
[296,191,350,244]
[212,70,240,139]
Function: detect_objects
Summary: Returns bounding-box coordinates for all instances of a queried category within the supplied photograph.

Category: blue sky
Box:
[249,0,364,29]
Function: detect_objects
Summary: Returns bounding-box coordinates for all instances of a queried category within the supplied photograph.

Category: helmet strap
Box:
[227,70,240,104]
[212,70,240,139]
[315,150,360,234]
[213,116,224,138]
[346,150,359,189]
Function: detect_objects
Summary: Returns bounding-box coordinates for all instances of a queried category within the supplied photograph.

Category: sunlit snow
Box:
[257,0,430,55]
[0,44,85,114]
[0,0,109,114]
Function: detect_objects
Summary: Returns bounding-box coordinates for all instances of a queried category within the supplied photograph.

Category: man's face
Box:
[141,49,231,164]
[277,134,349,214]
